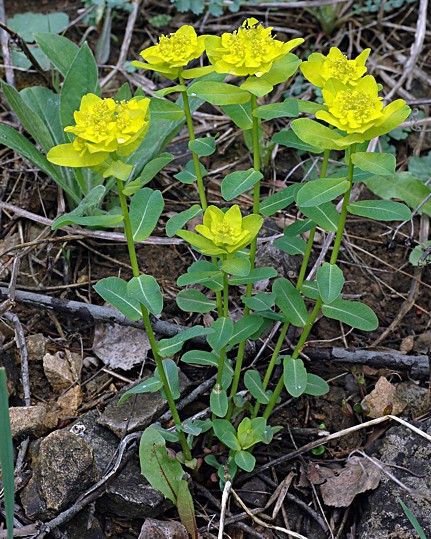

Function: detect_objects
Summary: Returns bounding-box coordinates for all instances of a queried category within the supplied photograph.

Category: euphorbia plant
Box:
[40,19,414,509]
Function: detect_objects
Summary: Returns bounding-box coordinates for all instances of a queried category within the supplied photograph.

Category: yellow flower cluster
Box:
[177,205,263,257]
[205,18,303,77]
[301,47,410,137]
[133,26,207,80]
[47,94,150,168]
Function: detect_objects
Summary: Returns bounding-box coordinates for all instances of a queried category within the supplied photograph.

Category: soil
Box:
[1,1,431,538]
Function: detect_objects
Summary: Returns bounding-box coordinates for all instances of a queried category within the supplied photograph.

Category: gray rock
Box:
[255,242,299,280]
[138,518,188,539]
[98,457,168,518]
[358,418,431,538]
[60,505,107,539]
[98,371,192,437]
[9,405,48,439]
[21,430,99,519]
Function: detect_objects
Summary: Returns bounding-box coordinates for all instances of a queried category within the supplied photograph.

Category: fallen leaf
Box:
[361,376,406,418]
[320,457,381,507]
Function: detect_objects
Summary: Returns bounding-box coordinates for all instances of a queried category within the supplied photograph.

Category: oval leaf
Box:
[274,236,306,256]
[351,152,396,176]
[210,386,229,417]
[118,377,163,404]
[207,317,234,353]
[222,256,251,276]
[158,326,214,357]
[188,81,251,106]
[229,315,264,346]
[130,188,164,241]
[283,356,307,398]
[176,289,216,313]
[94,277,141,321]
[260,184,299,216]
[291,118,343,150]
[347,200,412,221]
[316,263,344,305]
[304,373,329,396]
[188,136,216,157]
[127,274,163,315]
[273,278,308,327]
[234,450,256,472]
[221,169,263,201]
[322,299,378,331]
[244,370,270,404]
[180,350,219,367]
[296,177,349,208]
[300,202,340,232]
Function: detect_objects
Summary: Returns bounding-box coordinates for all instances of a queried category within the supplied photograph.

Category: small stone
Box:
[239,477,270,507]
[138,518,188,539]
[56,385,84,417]
[361,377,406,418]
[61,506,107,539]
[9,406,48,438]
[98,371,192,437]
[43,351,82,391]
[395,381,429,418]
[21,430,99,519]
[25,333,49,361]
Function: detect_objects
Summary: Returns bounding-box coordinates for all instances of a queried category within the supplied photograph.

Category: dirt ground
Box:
[1,0,431,537]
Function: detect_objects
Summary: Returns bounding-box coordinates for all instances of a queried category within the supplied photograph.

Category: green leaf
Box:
[274,236,306,256]
[296,177,350,208]
[273,278,308,327]
[283,356,307,397]
[207,317,234,354]
[118,377,163,404]
[155,84,186,97]
[291,118,343,150]
[174,160,207,184]
[139,426,183,504]
[301,280,319,300]
[130,188,164,241]
[300,202,340,232]
[8,12,68,42]
[177,480,198,539]
[234,450,256,472]
[316,263,344,304]
[94,277,142,321]
[222,256,251,276]
[0,125,76,202]
[0,368,14,539]
[20,86,64,146]
[221,102,253,130]
[166,205,203,237]
[51,185,107,229]
[221,169,263,201]
[242,293,276,312]
[156,358,180,400]
[322,299,378,331]
[176,289,216,313]
[127,275,163,315]
[260,184,299,216]
[240,77,273,97]
[351,152,396,176]
[177,270,223,287]
[158,326,213,357]
[347,200,412,221]
[409,242,431,266]
[221,431,242,451]
[34,33,79,76]
[304,373,329,396]
[244,370,270,404]
[123,153,174,196]
[60,43,99,132]
[229,315,264,346]
[212,419,236,441]
[398,499,427,539]
[187,81,251,106]
[365,172,431,216]
[253,99,299,120]
[210,386,229,417]
[188,136,216,157]
[229,267,278,285]
[150,98,185,121]
[2,82,54,152]
[260,53,302,86]
[283,219,314,237]
[181,349,219,368]
[272,129,323,153]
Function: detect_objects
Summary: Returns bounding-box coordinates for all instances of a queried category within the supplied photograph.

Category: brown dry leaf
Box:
[320,457,381,507]
[93,322,150,370]
[400,335,414,354]
[361,376,406,418]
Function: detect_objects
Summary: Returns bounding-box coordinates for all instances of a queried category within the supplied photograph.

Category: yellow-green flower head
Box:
[301,47,370,88]
[205,18,304,77]
[177,205,263,257]
[47,94,150,168]
[133,26,206,79]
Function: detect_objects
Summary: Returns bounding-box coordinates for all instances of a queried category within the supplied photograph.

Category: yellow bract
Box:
[206,18,303,77]
[47,94,150,168]
[301,47,370,87]
[133,26,207,79]
[177,205,263,257]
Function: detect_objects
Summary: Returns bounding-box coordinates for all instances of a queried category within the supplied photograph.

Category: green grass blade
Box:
[0,368,14,539]
[398,498,427,539]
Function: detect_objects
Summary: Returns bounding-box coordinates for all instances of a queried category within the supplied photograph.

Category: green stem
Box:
[116,179,192,462]
[263,147,355,420]
[179,74,207,210]
[225,94,261,418]
[212,270,229,421]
